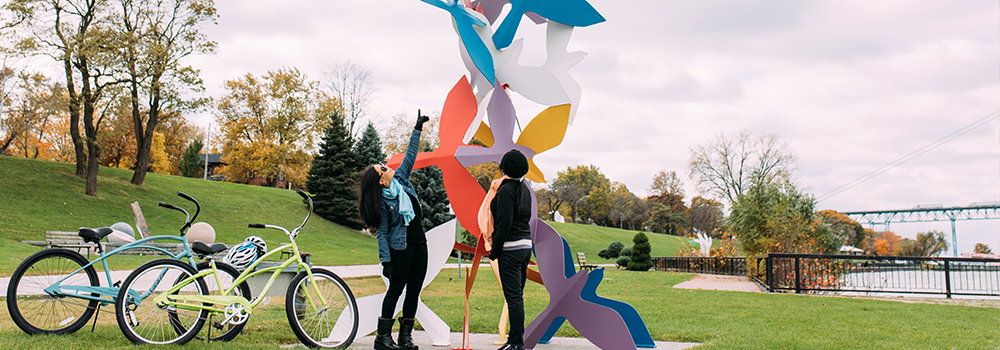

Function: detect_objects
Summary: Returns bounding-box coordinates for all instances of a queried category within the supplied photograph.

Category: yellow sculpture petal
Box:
[517,104,571,183]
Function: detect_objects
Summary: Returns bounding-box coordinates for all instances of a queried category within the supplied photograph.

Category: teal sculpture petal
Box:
[492,0,605,50]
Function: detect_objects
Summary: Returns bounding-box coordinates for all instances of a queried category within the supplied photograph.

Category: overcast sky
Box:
[171,0,1000,254]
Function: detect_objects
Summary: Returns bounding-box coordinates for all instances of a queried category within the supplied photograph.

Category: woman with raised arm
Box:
[358,112,430,350]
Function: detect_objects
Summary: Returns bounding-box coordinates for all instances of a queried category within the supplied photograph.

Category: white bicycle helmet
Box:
[225,236,267,269]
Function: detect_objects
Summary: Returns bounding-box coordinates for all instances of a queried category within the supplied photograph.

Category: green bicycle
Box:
[113,190,359,348]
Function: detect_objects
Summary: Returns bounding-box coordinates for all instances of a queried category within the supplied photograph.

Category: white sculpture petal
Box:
[542,21,587,124]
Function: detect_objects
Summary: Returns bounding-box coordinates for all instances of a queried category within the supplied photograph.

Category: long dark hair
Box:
[358,165,383,228]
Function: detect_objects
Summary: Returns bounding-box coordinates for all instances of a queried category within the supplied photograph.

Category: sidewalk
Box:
[280,331,701,350]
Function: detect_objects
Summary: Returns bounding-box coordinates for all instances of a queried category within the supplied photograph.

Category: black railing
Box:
[752,253,1000,298]
[652,256,747,276]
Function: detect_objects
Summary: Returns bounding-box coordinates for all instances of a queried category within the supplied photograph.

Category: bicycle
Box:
[113,189,359,348]
[5,191,249,339]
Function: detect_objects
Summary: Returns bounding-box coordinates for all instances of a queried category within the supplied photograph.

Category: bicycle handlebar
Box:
[248,223,265,229]
[158,201,179,210]
[296,189,309,200]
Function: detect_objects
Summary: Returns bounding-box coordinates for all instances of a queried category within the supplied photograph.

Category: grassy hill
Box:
[544,221,692,263]
[0,156,691,274]
[0,156,380,273]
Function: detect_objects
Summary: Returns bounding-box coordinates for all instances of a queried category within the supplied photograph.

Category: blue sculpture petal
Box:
[421,0,496,85]
[492,0,606,50]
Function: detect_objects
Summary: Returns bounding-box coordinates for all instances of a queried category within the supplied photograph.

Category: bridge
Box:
[843,203,1000,256]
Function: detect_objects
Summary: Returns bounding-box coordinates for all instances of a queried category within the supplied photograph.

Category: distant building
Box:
[200,153,289,189]
[198,153,225,181]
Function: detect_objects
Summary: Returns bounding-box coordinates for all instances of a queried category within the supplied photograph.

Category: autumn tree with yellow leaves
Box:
[214,68,337,188]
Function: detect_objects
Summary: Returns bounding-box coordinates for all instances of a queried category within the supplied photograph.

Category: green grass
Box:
[1,270,995,349]
[0,156,380,274]
[545,221,692,261]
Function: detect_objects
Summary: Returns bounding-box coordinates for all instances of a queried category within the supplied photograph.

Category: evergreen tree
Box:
[411,143,453,231]
[180,138,204,178]
[306,111,363,229]
[354,122,387,166]
[628,232,653,271]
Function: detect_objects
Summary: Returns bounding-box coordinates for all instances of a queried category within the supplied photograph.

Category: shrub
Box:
[628,232,653,271]
[598,241,625,259]
[620,246,632,259]
[616,256,631,268]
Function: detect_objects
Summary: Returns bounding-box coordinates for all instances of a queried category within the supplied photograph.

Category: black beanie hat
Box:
[500,149,529,179]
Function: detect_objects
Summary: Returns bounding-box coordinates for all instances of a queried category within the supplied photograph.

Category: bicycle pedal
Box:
[126,310,139,327]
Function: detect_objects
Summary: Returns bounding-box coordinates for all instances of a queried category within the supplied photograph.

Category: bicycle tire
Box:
[285,268,358,348]
[6,248,99,335]
[115,258,209,345]
[191,261,251,342]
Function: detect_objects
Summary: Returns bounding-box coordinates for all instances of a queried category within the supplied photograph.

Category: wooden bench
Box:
[42,231,97,257]
[577,252,598,271]
[23,231,190,257]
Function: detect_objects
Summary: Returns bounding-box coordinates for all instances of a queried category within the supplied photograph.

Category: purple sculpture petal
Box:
[454,84,535,168]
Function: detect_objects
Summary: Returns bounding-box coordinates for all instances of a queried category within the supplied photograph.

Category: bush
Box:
[620,246,632,259]
[628,232,653,271]
[616,256,631,268]
[598,241,625,259]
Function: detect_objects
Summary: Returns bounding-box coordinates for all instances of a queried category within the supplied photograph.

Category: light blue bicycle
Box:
[5,191,247,339]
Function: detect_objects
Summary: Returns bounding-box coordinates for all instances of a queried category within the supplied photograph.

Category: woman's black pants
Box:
[498,248,531,346]
[382,242,428,319]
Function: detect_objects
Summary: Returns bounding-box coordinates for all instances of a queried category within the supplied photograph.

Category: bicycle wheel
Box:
[6,249,99,335]
[192,261,251,342]
[115,258,208,345]
[286,268,358,348]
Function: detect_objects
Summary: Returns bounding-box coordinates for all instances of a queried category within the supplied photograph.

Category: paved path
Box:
[280,331,701,350]
[671,274,763,293]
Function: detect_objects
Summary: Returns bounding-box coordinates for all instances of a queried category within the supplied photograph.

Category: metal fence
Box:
[751,253,1000,298]
[651,256,747,276]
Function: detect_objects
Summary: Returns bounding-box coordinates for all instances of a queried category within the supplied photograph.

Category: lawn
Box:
[0,269,996,349]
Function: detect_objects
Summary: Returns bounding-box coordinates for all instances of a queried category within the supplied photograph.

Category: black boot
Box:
[375,317,401,350]
[397,317,418,350]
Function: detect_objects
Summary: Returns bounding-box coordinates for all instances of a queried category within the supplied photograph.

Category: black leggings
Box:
[381,242,428,319]
[498,248,531,345]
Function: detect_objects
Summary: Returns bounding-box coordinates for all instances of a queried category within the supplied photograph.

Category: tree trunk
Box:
[65,56,86,177]
[85,137,99,196]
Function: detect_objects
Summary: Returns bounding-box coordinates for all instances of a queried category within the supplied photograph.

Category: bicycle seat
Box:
[78,227,113,244]
[191,240,228,256]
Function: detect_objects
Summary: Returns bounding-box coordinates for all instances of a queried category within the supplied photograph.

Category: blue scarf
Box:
[382,178,415,226]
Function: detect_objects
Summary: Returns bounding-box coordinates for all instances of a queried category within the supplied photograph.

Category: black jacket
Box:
[489,178,532,260]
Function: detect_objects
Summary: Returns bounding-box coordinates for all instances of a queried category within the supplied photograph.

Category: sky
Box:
[164,0,1000,254]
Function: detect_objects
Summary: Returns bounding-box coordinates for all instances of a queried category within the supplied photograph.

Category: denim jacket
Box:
[376,128,422,262]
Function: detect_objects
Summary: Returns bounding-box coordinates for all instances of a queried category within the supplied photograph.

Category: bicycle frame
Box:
[43,235,197,305]
[40,191,203,305]
[148,233,327,316]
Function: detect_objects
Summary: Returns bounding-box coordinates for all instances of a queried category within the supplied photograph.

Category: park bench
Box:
[577,252,598,271]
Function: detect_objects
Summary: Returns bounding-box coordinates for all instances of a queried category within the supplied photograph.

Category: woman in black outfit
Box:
[488,150,533,350]
[358,113,430,350]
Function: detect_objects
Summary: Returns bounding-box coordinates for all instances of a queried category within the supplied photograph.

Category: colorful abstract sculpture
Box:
[365,1,653,349]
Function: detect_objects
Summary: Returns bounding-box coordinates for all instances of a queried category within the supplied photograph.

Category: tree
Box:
[354,121,386,166]
[627,232,652,271]
[9,0,127,196]
[325,61,376,138]
[864,231,901,256]
[551,164,610,223]
[410,144,453,231]
[897,231,948,257]
[2,71,67,158]
[688,130,796,206]
[305,110,363,229]
[383,110,438,156]
[817,209,866,248]
[598,241,624,260]
[179,137,202,177]
[215,68,334,187]
[647,170,688,212]
[729,180,838,256]
[116,0,216,185]
[610,187,647,230]
[689,196,724,237]
[973,243,993,255]
[534,187,559,220]
[643,203,689,236]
